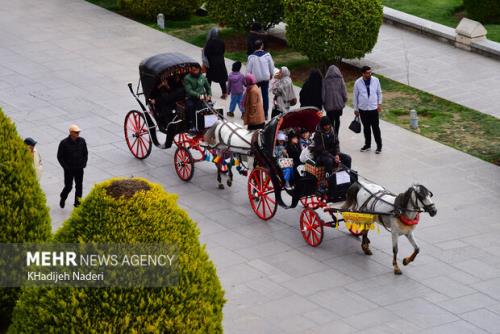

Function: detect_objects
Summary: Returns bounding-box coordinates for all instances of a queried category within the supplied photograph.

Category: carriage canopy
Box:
[139,53,199,100]
[260,107,323,157]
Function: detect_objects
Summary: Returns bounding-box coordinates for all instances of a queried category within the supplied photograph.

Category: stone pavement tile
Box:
[203,245,247,269]
[218,263,266,286]
[235,240,293,260]
[246,277,294,302]
[453,259,500,280]
[223,308,285,334]
[419,320,488,334]
[275,314,317,333]
[475,278,500,300]
[322,254,391,279]
[281,269,355,297]
[308,319,356,334]
[403,260,481,285]
[203,230,266,252]
[309,287,378,317]
[263,250,331,278]
[247,259,294,283]
[343,307,406,331]
[385,298,459,328]
[437,293,499,314]
[421,276,477,299]
[302,308,343,326]
[248,295,323,322]
[461,309,500,333]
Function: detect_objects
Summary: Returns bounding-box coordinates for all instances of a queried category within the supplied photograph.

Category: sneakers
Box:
[227,111,234,117]
[59,198,65,209]
[375,147,382,154]
[360,145,371,152]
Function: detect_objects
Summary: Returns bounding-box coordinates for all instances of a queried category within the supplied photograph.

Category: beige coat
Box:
[32,148,42,180]
[243,85,265,126]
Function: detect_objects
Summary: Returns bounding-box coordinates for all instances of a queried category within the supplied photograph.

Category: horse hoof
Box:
[218,184,225,190]
[394,268,402,275]
[362,245,372,256]
[403,258,410,266]
[227,180,232,187]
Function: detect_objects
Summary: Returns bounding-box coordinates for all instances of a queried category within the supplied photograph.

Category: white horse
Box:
[342,180,437,275]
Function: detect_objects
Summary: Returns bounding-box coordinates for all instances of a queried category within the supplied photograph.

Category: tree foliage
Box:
[206,0,284,31]
[8,178,225,333]
[284,0,383,64]
[463,0,500,24]
[119,0,202,20]
[0,108,51,329]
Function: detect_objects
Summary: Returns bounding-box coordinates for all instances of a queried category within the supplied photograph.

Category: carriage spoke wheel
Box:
[124,110,152,159]
[300,209,324,247]
[174,147,194,181]
[300,195,323,209]
[247,167,277,220]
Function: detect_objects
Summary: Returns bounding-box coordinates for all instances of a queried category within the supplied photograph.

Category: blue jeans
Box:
[257,80,270,119]
[229,94,243,114]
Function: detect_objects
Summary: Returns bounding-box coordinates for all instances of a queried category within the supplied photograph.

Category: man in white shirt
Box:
[353,66,383,154]
[246,39,275,120]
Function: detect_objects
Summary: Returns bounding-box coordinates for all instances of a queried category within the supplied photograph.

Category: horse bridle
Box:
[410,186,435,213]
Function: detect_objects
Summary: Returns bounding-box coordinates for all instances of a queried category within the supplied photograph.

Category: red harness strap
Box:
[399,213,420,226]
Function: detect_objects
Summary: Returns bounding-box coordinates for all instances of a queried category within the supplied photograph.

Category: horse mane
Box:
[394,187,413,214]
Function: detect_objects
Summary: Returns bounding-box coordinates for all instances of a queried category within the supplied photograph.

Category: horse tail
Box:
[342,183,361,210]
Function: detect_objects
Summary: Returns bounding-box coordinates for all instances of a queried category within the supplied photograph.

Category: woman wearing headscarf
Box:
[271,66,296,117]
[242,74,265,130]
[299,69,323,110]
[322,65,347,135]
[204,27,229,99]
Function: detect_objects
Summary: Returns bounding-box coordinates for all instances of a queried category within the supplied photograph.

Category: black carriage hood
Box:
[139,53,199,99]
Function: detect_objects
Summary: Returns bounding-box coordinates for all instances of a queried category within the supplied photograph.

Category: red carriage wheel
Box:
[174,147,194,181]
[300,195,323,209]
[247,167,277,220]
[124,110,152,159]
[300,209,324,247]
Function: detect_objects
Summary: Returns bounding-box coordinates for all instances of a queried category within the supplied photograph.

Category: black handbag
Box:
[349,116,361,134]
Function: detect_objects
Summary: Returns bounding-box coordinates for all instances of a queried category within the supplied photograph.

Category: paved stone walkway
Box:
[1,0,500,333]
[270,22,500,118]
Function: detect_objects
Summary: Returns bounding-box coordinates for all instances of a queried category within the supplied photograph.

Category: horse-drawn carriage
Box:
[125,53,438,275]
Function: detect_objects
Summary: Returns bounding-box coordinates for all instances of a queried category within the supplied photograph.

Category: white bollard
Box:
[409,109,419,130]
[157,13,165,30]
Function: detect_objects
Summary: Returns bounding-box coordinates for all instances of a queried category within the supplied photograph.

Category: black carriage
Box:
[124,52,220,160]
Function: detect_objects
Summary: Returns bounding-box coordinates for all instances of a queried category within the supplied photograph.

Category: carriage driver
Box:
[183,65,212,133]
[311,116,352,177]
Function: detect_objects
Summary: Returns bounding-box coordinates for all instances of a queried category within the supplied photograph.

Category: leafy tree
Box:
[119,0,202,20]
[0,108,51,330]
[8,178,225,333]
[463,0,500,24]
[206,0,284,30]
[284,0,383,65]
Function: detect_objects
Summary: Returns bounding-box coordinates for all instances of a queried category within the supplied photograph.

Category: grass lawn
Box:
[383,0,500,42]
[85,2,500,165]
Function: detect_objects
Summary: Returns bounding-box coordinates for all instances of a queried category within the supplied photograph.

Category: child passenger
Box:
[275,132,293,189]
[227,61,245,117]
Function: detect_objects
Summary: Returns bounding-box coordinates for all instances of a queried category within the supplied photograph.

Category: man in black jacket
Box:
[311,116,351,176]
[57,124,88,208]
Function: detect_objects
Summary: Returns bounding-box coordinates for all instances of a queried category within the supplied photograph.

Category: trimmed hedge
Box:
[206,0,284,30]
[463,0,500,24]
[0,109,51,330]
[284,0,383,64]
[8,178,225,333]
[119,0,202,20]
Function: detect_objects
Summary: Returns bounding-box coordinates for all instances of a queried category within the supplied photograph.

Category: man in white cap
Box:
[57,124,88,208]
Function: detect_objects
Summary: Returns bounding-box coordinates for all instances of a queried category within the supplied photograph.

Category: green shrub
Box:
[463,0,500,24]
[119,0,202,20]
[284,0,383,64]
[206,0,284,30]
[8,178,225,334]
[0,109,51,330]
